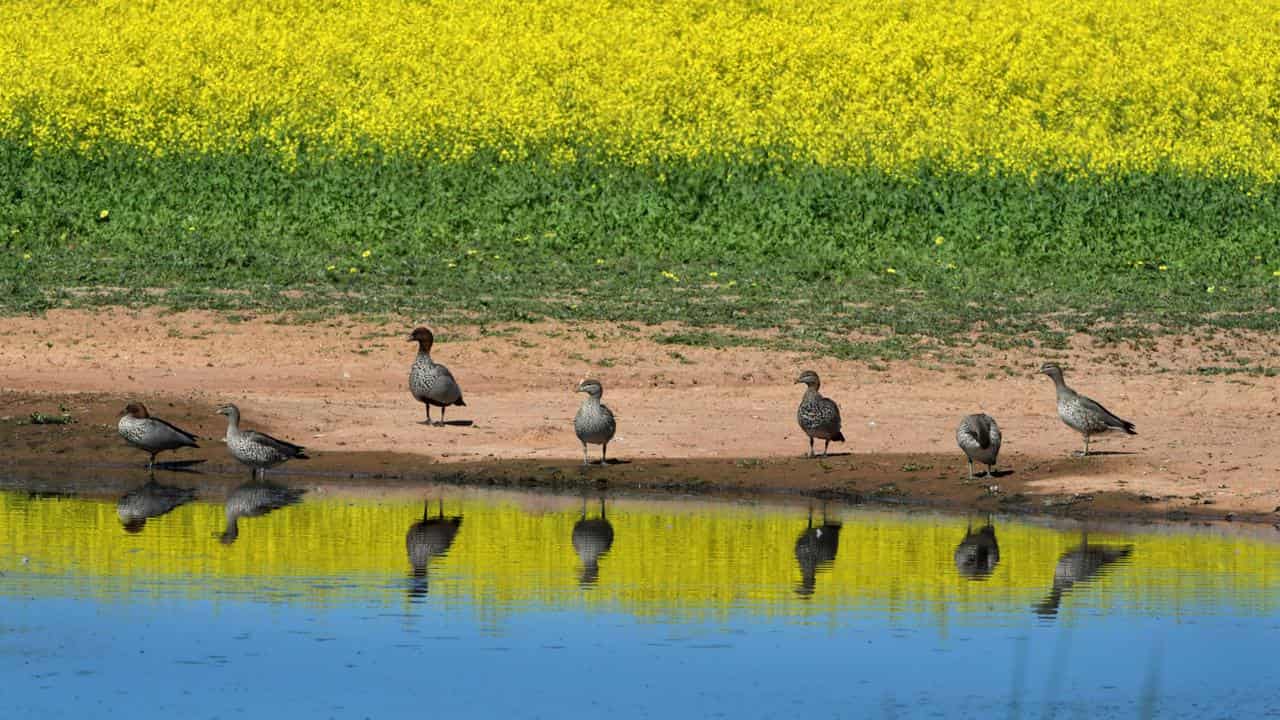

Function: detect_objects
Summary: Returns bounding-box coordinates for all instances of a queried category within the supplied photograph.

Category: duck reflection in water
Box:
[794,506,841,597]
[954,519,1000,580]
[117,474,197,534]
[406,499,463,598]
[1035,529,1133,617]
[572,497,614,588]
[219,480,305,545]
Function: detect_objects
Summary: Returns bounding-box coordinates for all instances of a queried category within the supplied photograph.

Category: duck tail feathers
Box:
[832,431,846,442]
[453,396,466,407]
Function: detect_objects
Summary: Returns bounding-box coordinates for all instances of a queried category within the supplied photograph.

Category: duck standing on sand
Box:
[215,404,308,480]
[795,370,845,458]
[574,378,617,465]
[117,402,200,469]
[956,413,1002,479]
[1038,363,1136,456]
[408,326,467,426]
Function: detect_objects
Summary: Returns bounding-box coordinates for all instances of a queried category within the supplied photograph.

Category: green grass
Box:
[1,141,1277,356]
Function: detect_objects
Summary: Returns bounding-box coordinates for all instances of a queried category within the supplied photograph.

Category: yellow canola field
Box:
[1,0,1279,177]
[2,491,1277,624]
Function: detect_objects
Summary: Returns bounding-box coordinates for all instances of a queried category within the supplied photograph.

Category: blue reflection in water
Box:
[2,486,1280,719]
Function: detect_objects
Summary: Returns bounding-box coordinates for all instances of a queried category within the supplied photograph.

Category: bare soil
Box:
[1,309,1277,522]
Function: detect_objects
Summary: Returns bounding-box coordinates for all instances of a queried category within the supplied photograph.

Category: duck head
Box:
[121,402,150,419]
[795,370,821,389]
[408,326,434,352]
[576,378,604,398]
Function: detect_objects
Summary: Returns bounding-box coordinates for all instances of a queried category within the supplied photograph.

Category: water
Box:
[2,476,1279,718]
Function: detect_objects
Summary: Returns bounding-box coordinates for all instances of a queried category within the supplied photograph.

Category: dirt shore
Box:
[0,309,1277,522]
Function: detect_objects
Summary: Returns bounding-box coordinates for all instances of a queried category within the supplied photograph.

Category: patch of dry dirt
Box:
[0,309,1277,520]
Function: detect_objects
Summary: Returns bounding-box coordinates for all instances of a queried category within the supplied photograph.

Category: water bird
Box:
[795,370,844,457]
[956,413,1002,479]
[215,404,308,480]
[572,497,615,588]
[954,520,1000,580]
[117,402,199,469]
[1034,530,1133,617]
[794,506,842,597]
[408,326,466,426]
[219,479,305,545]
[574,378,617,465]
[116,477,197,534]
[1038,363,1136,456]
[406,499,463,598]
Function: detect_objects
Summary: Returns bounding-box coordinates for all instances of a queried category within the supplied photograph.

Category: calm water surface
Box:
[1,475,1278,719]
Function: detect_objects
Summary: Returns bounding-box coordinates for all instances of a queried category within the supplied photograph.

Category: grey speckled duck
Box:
[794,507,841,597]
[956,413,1002,479]
[1038,363,1136,456]
[117,402,199,468]
[795,370,845,458]
[215,404,308,479]
[219,479,305,545]
[117,478,197,534]
[574,379,617,465]
[954,521,1000,580]
[405,499,463,598]
[572,498,614,587]
[408,327,466,426]
[1034,531,1133,617]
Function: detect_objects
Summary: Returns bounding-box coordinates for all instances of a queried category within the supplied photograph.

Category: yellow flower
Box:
[361,249,371,258]
[708,271,718,278]
[946,262,957,269]
[885,267,897,275]
[595,258,605,265]
[1273,269,1280,277]
[726,280,737,288]
[466,249,477,256]
[326,264,336,271]
[492,254,501,260]
[98,209,109,220]
[348,266,358,274]
[933,236,944,246]
[661,270,679,282]
[447,261,457,268]
[1158,265,1168,271]
[22,252,32,260]
[1206,285,1215,293]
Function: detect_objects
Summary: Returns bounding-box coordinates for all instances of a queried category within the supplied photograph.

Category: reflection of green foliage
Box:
[2,491,1277,625]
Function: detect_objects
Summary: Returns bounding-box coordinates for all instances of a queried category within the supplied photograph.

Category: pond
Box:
[1,473,1278,718]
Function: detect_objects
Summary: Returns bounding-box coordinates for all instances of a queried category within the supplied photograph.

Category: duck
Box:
[1038,363,1136,456]
[408,327,466,426]
[117,402,199,469]
[215,404,308,479]
[571,497,615,587]
[406,499,463,598]
[574,378,617,465]
[795,370,844,457]
[956,413,1002,479]
[219,479,305,545]
[116,477,197,534]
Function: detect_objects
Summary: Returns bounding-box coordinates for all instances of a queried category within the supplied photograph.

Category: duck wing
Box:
[245,430,309,459]
[1079,395,1136,434]
[151,417,200,446]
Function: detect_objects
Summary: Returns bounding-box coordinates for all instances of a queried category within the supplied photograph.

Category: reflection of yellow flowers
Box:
[661,270,679,282]
[1,0,1278,181]
[361,249,371,258]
